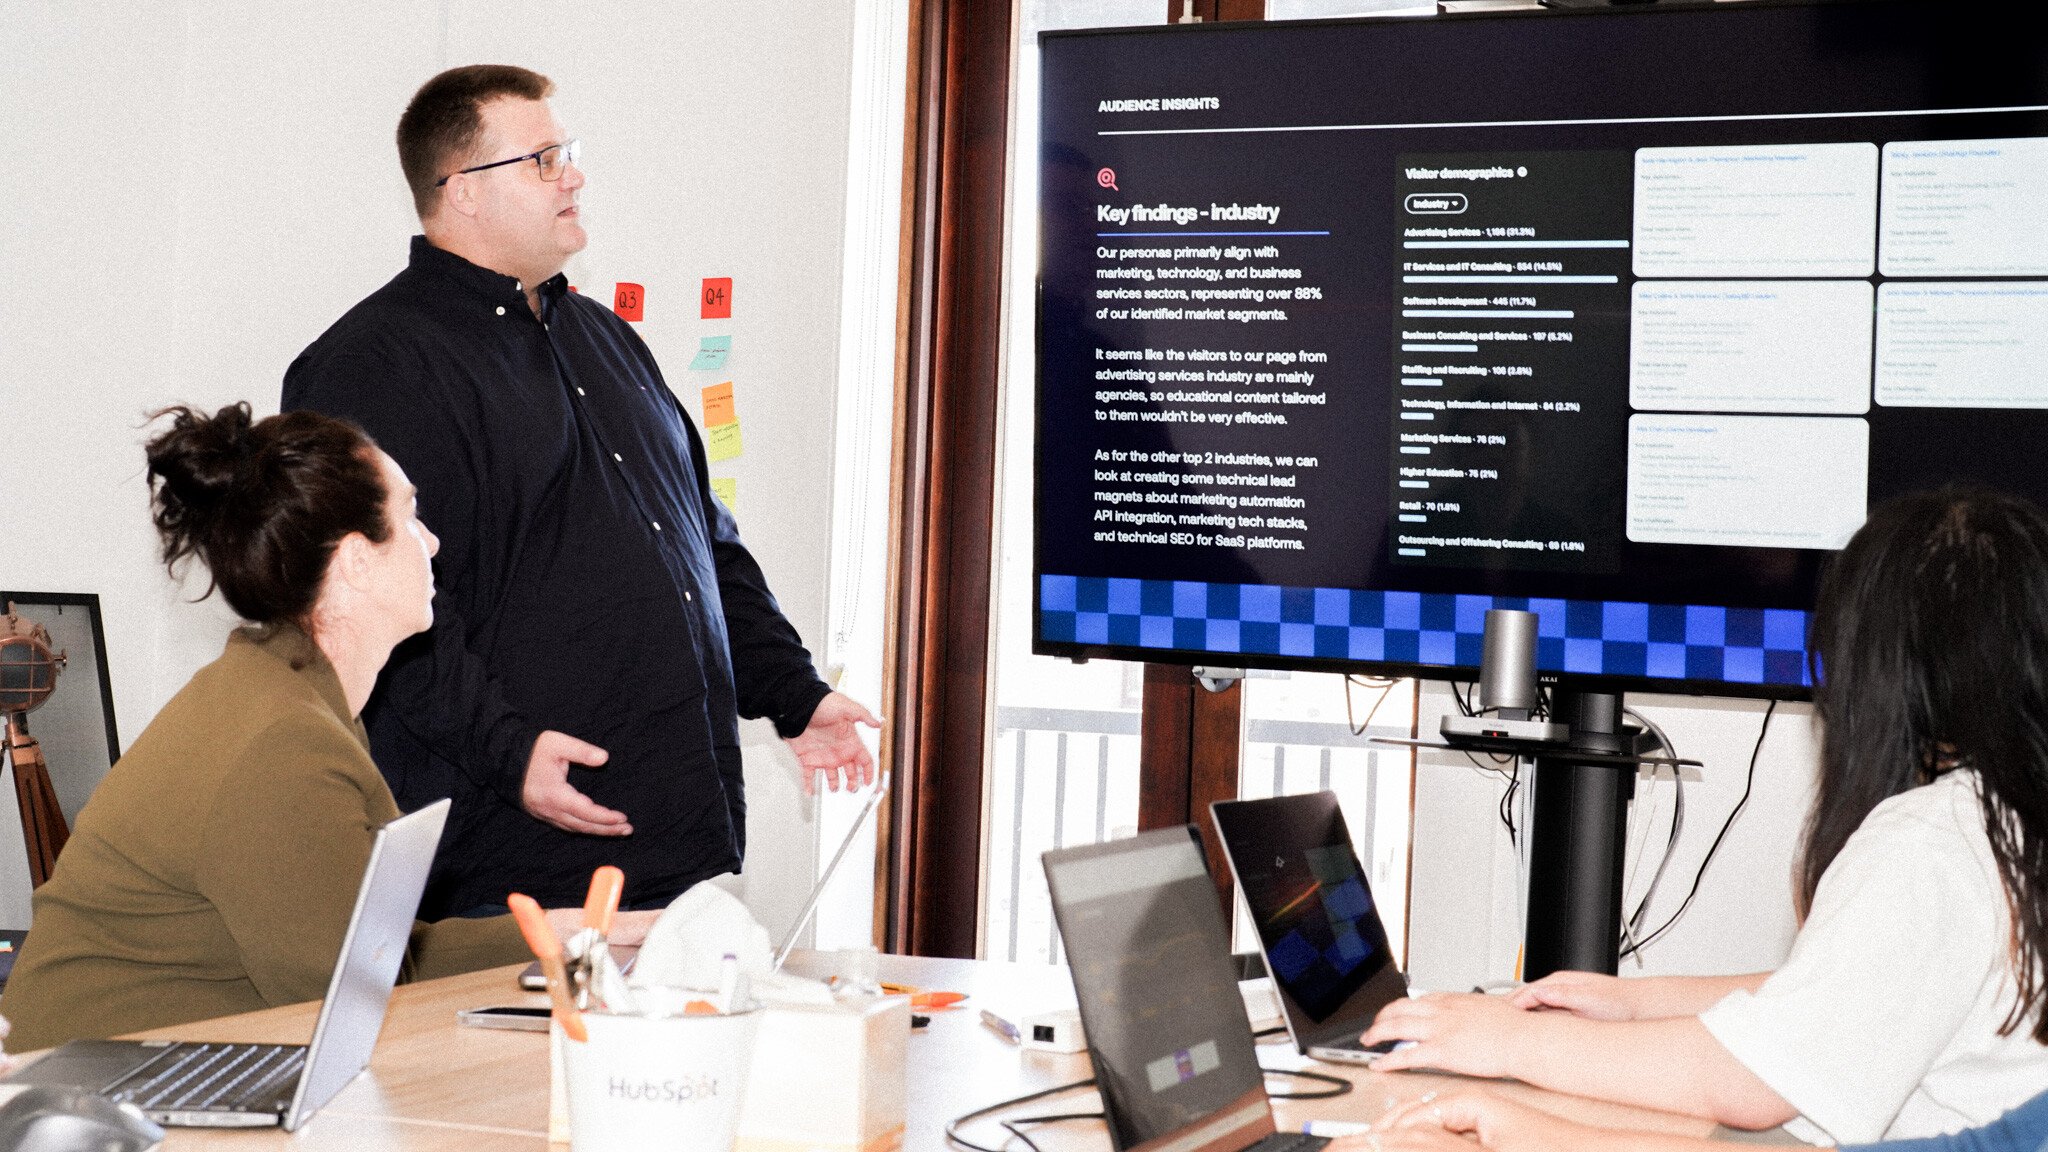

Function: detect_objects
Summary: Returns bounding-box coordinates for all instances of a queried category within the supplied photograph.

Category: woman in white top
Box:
[1356,486,2048,1147]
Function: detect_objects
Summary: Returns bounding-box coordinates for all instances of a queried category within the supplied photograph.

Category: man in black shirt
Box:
[284,64,877,915]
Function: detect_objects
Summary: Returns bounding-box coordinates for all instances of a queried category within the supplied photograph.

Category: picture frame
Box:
[2,591,120,825]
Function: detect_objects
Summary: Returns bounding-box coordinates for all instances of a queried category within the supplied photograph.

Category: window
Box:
[1236,673,1415,962]
[981,0,1418,966]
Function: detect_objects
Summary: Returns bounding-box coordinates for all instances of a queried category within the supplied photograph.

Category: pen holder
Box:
[736,995,909,1152]
[562,1007,762,1152]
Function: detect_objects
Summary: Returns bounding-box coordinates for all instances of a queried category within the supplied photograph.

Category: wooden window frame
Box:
[883,0,1266,957]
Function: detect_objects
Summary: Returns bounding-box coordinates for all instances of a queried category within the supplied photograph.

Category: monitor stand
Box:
[1523,687,1642,979]
[1374,687,1696,980]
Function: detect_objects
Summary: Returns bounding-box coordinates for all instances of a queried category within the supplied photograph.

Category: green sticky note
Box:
[707,420,743,463]
[711,477,738,510]
[688,335,732,371]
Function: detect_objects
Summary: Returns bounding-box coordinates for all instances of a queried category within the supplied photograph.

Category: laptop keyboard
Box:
[106,1043,306,1113]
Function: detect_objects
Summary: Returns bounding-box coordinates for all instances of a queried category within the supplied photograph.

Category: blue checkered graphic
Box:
[1039,575,1811,688]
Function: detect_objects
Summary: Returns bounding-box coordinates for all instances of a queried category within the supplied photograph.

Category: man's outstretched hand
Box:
[787,691,882,794]
[522,730,633,836]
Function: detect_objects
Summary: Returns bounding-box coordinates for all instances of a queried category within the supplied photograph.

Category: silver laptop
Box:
[5,799,450,1129]
[1211,791,1407,1065]
[1042,827,1328,1152]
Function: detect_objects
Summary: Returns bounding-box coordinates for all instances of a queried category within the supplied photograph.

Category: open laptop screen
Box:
[1212,793,1401,1040]
[1044,828,1271,1152]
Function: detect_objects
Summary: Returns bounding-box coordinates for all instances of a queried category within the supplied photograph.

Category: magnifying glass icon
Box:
[1097,167,1119,191]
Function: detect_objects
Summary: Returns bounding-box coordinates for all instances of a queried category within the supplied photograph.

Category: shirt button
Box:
[495,306,506,316]
[652,521,662,532]
[613,453,623,462]
[577,387,586,396]
[685,590,694,602]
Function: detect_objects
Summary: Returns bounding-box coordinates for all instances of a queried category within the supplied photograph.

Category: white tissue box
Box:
[736,996,909,1152]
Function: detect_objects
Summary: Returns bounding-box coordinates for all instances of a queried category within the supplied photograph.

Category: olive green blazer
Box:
[1,623,524,1051]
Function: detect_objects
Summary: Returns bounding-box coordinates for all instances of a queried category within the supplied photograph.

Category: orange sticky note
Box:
[613,282,645,321]
[702,382,737,427]
[701,277,732,319]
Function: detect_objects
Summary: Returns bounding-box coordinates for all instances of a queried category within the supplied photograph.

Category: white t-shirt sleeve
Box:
[1699,776,2003,1146]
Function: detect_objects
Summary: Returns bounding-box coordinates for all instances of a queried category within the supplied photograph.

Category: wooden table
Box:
[20,953,1714,1149]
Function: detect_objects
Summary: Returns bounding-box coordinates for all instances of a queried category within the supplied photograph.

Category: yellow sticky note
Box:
[711,477,738,510]
[707,420,743,463]
[702,381,736,428]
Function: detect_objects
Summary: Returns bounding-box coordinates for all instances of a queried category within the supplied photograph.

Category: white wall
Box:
[0,2,873,935]
[1405,684,1818,991]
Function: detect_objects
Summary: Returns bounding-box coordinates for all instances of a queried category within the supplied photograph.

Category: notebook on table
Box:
[4,798,450,1130]
[1210,791,1408,1065]
[1042,826,1329,1152]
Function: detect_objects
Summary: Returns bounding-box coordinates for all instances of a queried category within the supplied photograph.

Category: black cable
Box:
[1001,1112,1106,1152]
[946,1064,1349,1152]
[1623,762,1686,952]
[1497,758,1521,850]
[1451,679,1476,716]
[1626,701,1776,955]
[1618,710,1684,953]
[1345,675,1399,737]
[946,1078,1097,1152]
[1261,1066,1353,1100]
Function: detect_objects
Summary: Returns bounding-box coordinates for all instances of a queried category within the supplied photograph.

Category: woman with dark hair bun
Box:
[1343,486,2048,1152]
[0,403,651,1051]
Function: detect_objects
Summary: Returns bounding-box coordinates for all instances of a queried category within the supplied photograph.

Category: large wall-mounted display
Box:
[1034,0,2048,697]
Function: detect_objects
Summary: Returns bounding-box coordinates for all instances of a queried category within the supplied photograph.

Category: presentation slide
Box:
[1630,282,1873,414]
[1627,415,1867,550]
[1634,143,1878,278]
[1035,4,2048,688]
[1881,138,2048,277]
[1390,150,1631,574]
[1876,282,2048,409]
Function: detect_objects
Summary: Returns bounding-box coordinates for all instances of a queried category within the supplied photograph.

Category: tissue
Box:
[629,878,774,993]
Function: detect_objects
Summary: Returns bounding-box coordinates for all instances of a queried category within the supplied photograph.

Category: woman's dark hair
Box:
[1804,484,2048,1041]
[145,403,389,626]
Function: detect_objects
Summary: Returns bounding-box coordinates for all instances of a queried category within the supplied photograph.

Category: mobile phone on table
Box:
[457,1005,554,1031]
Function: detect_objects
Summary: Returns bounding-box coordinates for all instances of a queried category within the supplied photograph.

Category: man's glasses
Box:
[436,139,580,187]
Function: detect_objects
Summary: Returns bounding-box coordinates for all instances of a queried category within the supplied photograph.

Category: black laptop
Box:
[1042,827,1328,1152]
[4,799,449,1129]
[1211,791,1408,1065]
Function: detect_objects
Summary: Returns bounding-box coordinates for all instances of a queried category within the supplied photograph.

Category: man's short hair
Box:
[397,64,553,219]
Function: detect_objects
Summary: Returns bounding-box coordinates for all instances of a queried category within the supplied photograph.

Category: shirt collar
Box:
[406,235,570,312]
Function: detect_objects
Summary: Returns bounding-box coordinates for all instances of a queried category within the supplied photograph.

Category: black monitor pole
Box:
[1522,687,1635,979]
[1376,680,1697,980]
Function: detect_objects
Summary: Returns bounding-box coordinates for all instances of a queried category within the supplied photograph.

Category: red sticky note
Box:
[701,277,733,320]
[613,282,645,321]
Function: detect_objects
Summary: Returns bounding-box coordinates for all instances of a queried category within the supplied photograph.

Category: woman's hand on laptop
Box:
[0,1013,11,1072]
[1331,1125,1473,1152]
[1371,1087,1604,1152]
[1358,991,1539,1078]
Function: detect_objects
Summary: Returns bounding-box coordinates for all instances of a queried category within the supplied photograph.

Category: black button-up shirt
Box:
[284,237,829,914]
